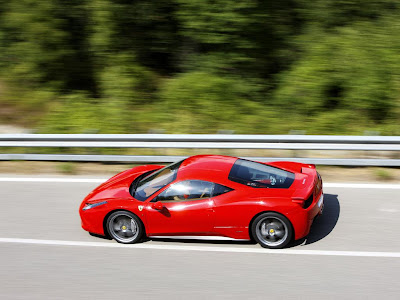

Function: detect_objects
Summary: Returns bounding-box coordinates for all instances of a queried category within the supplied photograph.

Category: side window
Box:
[155,180,214,202]
[213,183,233,197]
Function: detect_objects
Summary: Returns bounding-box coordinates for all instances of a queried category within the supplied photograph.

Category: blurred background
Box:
[0,0,399,135]
[0,4,400,299]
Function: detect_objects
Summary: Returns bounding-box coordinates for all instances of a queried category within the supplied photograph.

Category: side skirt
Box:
[149,235,250,241]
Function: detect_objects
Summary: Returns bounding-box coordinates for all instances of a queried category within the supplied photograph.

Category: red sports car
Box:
[79,155,323,249]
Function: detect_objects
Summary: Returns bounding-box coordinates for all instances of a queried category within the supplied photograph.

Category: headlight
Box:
[82,201,107,211]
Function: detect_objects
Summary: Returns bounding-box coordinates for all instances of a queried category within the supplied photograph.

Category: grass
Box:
[374,168,394,181]
[57,162,77,175]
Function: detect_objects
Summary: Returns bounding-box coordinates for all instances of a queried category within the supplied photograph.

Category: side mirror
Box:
[151,201,164,210]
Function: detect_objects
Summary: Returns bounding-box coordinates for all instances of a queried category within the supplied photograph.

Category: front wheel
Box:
[106,211,144,244]
[251,212,293,249]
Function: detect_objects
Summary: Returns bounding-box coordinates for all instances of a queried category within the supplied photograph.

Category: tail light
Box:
[292,193,314,209]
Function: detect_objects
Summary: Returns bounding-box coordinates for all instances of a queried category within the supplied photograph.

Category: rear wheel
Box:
[106,211,143,244]
[251,212,292,249]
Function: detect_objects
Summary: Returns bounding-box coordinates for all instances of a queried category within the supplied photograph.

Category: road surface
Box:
[0,176,399,299]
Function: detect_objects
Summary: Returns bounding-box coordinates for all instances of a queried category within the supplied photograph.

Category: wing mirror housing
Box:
[151,201,164,210]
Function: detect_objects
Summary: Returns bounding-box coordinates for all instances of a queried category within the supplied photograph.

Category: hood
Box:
[84,165,163,203]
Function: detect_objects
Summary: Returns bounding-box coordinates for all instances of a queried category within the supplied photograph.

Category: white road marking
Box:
[324,183,400,189]
[1,177,399,189]
[0,237,399,258]
[379,208,398,213]
[0,177,106,183]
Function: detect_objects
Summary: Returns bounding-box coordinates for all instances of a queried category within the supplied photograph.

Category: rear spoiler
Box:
[301,165,316,173]
[291,165,317,203]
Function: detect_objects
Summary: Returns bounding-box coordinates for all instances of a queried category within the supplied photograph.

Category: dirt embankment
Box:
[0,161,399,183]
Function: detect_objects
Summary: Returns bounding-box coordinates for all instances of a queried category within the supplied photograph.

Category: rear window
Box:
[228,159,295,188]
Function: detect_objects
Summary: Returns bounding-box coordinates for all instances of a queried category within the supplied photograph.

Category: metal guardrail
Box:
[0,154,399,166]
[0,134,399,166]
[1,134,400,143]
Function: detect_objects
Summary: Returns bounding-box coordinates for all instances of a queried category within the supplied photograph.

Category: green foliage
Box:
[158,71,274,133]
[99,54,158,104]
[0,0,94,91]
[177,0,299,77]
[0,0,399,135]
[298,0,398,28]
[374,168,394,181]
[273,13,400,131]
[0,0,68,87]
[39,93,131,134]
[58,162,77,175]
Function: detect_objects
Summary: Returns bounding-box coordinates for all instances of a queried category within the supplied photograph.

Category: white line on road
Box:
[0,177,106,183]
[0,177,399,189]
[324,183,400,189]
[0,237,399,258]
[379,208,398,213]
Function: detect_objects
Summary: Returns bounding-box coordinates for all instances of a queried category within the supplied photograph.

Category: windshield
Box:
[133,160,183,201]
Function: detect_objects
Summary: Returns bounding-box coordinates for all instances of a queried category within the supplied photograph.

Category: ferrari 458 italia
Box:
[79,155,323,249]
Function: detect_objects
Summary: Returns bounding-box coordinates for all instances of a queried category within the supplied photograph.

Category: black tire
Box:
[251,212,293,249]
[106,211,144,244]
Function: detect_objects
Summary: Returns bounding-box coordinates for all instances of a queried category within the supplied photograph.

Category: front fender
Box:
[79,198,146,236]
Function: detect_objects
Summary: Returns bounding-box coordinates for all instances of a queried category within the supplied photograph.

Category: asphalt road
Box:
[0,177,399,299]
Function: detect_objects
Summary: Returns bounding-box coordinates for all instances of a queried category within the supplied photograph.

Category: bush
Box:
[157,71,278,133]
[39,93,132,134]
[272,20,400,134]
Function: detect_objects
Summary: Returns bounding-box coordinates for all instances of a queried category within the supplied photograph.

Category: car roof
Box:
[176,155,238,183]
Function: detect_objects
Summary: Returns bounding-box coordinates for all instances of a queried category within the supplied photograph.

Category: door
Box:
[145,180,215,235]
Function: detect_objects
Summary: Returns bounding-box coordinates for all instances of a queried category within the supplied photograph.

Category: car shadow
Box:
[288,193,340,247]
[148,237,256,245]
[89,232,151,244]
[306,193,340,245]
[89,232,112,240]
